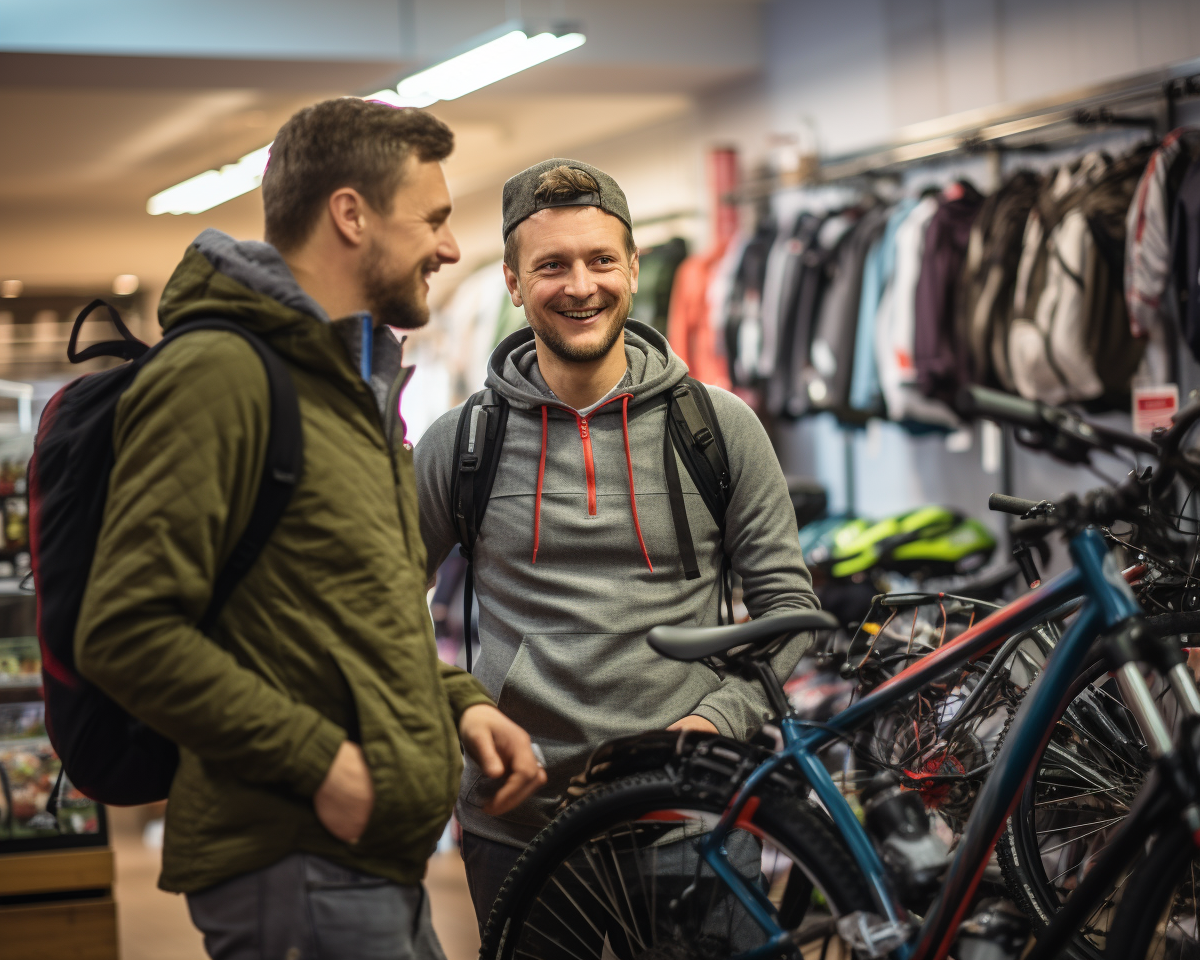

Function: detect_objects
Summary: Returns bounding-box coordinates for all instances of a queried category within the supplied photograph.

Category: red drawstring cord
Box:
[531,405,548,563]
[622,395,654,572]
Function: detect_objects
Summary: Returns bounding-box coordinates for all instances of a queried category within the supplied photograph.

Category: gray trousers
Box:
[186,853,448,960]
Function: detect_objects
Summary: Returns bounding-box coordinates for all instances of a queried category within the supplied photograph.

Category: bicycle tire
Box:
[1103,821,1197,959]
[479,769,875,960]
[996,659,1157,960]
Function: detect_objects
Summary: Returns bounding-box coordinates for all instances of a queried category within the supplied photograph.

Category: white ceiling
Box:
[0,0,762,296]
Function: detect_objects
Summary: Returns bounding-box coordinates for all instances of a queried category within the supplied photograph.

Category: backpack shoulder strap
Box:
[666,377,731,527]
[154,319,303,635]
[449,388,509,672]
[451,388,510,556]
[663,378,735,621]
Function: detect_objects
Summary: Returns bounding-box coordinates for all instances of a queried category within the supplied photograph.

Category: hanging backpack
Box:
[451,378,731,672]
[28,300,302,806]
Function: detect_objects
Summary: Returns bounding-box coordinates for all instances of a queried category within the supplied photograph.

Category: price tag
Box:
[1132,384,1179,436]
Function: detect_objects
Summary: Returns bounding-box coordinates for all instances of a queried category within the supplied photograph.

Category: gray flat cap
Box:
[502,158,631,240]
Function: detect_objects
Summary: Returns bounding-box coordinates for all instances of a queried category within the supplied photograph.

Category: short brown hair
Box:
[262,98,454,252]
[503,165,636,271]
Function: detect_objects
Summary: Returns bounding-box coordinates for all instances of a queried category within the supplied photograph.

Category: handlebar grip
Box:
[958,386,1044,429]
[989,493,1041,516]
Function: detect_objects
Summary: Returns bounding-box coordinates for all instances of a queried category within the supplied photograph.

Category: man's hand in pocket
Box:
[314,741,375,844]
[459,704,547,815]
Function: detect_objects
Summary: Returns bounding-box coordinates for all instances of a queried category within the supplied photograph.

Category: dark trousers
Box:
[186,852,447,960]
[460,831,526,931]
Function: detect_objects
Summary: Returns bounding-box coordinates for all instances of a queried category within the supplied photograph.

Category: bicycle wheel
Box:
[996,659,1176,959]
[1103,821,1200,959]
[479,769,875,960]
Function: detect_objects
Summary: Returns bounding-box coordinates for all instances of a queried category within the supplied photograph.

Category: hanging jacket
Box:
[1010,148,1149,407]
[959,170,1043,390]
[74,229,491,894]
[913,181,985,406]
[772,211,856,418]
[1173,153,1200,364]
[1125,130,1200,383]
[763,213,825,414]
[876,195,960,428]
[848,198,916,415]
[630,237,689,337]
[808,202,891,415]
[666,242,733,389]
[414,321,817,847]
[757,210,803,380]
[726,220,777,386]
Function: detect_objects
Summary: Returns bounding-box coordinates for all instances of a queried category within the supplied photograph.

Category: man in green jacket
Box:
[75,98,544,959]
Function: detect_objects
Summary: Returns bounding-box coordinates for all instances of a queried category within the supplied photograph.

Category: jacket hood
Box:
[158,228,330,334]
[484,319,689,413]
[156,229,409,438]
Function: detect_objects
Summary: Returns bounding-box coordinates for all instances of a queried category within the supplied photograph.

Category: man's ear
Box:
[502,262,524,307]
[629,248,640,297]
[328,188,368,246]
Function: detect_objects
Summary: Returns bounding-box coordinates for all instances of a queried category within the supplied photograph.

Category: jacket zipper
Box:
[575,415,597,515]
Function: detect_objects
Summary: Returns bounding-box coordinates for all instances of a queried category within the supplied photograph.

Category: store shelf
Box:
[0,896,118,960]
[0,846,113,896]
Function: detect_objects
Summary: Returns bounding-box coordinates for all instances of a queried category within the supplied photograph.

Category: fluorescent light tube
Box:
[147,143,272,216]
[147,28,585,215]
[396,30,585,104]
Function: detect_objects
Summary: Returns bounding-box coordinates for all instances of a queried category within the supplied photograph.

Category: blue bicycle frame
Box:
[697,526,1142,960]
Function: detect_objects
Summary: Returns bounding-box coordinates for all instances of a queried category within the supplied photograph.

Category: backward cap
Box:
[502,158,631,241]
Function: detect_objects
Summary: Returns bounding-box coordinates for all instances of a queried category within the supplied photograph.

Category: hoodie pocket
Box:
[465,632,719,825]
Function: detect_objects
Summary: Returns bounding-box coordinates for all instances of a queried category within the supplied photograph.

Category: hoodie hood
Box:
[480,319,691,575]
[484,319,689,413]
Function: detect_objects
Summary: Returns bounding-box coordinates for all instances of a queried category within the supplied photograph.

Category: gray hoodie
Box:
[414,320,817,846]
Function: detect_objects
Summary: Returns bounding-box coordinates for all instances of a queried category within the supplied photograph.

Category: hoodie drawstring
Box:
[530,396,653,572]
[531,404,548,564]
[622,396,654,572]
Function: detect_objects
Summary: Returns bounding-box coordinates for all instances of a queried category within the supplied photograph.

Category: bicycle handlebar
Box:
[960,385,1159,460]
[988,493,1042,517]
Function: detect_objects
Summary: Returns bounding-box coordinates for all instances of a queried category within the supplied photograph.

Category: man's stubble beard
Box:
[526,285,632,364]
[360,236,430,330]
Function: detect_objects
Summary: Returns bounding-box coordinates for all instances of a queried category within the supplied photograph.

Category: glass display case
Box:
[0,551,106,853]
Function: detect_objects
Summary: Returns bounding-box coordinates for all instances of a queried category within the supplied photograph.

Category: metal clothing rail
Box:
[737,55,1200,198]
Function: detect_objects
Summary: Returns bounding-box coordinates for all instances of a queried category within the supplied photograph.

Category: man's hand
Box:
[667,715,720,735]
[314,741,375,844]
[459,704,547,816]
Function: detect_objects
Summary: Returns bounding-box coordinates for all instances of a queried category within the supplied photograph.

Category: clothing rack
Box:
[733,55,1200,200]
[726,58,1200,522]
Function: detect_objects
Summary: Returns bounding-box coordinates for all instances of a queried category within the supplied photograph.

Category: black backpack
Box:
[28,300,302,806]
[451,378,731,672]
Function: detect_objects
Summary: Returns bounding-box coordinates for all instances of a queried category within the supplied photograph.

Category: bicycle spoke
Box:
[606,834,647,951]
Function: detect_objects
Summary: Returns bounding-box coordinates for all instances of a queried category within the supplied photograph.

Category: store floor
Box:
[108,806,480,960]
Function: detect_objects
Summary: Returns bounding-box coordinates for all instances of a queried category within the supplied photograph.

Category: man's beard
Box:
[528,288,632,363]
[360,238,430,330]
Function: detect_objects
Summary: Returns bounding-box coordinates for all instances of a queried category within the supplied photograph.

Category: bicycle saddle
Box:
[647,610,838,662]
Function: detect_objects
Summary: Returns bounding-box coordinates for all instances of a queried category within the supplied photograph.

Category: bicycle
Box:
[479,399,1200,960]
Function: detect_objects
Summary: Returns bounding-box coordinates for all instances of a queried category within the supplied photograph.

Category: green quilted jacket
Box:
[74,229,491,893]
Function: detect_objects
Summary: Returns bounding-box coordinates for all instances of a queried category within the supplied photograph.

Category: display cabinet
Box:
[0,431,118,959]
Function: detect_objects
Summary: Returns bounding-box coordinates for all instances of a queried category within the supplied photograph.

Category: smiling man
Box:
[414,158,817,925]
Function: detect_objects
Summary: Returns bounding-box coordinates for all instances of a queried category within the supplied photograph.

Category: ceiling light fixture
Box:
[147,26,586,217]
[0,281,22,298]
